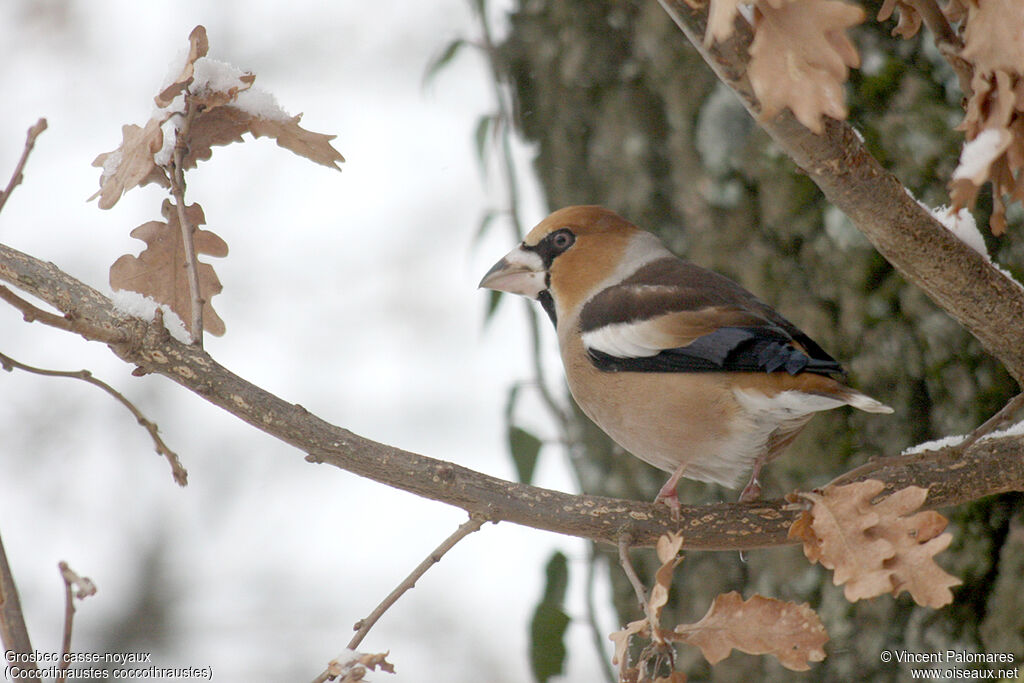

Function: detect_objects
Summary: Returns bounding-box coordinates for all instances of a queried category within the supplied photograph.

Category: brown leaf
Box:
[93,24,343,209]
[944,0,968,23]
[355,652,395,675]
[155,25,209,108]
[871,486,961,607]
[180,106,252,169]
[877,0,922,39]
[704,0,745,47]
[609,532,684,679]
[796,481,961,607]
[325,651,395,682]
[109,200,228,338]
[250,113,346,170]
[178,106,344,171]
[649,532,684,620]
[748,0,864,134]
[671,592,828,671]
[610,618,648,668]
[787,510,822,563]
[950,0,1024,234]
[90,119,170,209]
[960,0,1024,78]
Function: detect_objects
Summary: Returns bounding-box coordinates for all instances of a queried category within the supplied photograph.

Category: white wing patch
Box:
[581,318,665,358]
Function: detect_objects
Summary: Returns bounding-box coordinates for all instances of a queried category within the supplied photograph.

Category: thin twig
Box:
[475,5,569,431]
[310,515,486,683]
[586,544,616,683]
[0,118,47,216]
[955,392,1024,452]
[617,535,649,618]
[3,239,1024,549]
[0,284,126,345]
[0,350,187,485]
[0,529,41,683]
[347,514,485,650]
[904,0,973,98]
[169,103,204,346]
[56,561,96,680]
[830,392,1024,489]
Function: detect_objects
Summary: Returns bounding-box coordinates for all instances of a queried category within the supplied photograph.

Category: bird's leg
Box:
[739,459,765,503]
[654,464,688,519]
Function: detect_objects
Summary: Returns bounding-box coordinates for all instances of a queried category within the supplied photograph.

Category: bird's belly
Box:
[566,369,821,489]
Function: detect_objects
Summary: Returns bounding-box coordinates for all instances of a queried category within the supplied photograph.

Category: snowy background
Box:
[0,1,611,681]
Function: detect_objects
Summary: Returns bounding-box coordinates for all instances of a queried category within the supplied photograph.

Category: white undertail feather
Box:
[686,388,891,489]
[845,391,895,414]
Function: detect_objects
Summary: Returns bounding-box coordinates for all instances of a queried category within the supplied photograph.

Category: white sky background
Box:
[0,1,613,681]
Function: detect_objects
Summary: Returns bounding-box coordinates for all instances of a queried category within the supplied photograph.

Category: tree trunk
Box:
[499,1,1024,678]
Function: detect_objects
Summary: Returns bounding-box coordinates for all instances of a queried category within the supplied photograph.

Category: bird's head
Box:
[479,206,665,325]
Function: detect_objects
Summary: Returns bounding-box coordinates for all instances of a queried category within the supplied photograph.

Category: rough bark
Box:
[498,0,1024,679]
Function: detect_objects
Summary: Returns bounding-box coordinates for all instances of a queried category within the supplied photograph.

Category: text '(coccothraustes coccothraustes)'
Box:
[480,205,892,513]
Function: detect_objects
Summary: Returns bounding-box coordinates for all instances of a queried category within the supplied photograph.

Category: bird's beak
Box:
[478,245,547,298]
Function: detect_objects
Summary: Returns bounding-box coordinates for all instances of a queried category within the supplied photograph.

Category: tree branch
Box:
[0,350,186,485]
[0,529,40,683]
[346,515,484,650]
[1,241,1022,551]
[169,103,204,345]
[656,0,1024,386]
[57,561,96,681]
[0,118,47,215]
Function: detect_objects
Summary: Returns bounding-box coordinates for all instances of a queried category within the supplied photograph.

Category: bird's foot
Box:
[738,476,762,503]
[655,484,682,521]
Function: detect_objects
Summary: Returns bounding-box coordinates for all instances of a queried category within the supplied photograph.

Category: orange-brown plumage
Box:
[481,206,891,510]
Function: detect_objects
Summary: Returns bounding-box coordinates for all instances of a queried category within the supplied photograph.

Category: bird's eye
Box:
[551,230,574,250]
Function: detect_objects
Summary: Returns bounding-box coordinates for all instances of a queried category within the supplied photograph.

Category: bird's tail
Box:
[843,390,894,414]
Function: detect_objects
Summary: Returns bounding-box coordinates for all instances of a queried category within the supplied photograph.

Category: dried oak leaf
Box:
[610,618,649,670]
[960,0,1024,77]
[671,592,828,671]
[749,0,864,134]
[609,532,684,678]
[794,481,961,608]
[325,650,395,682]
[704,0,745,47]
[93,24,343,209]
[250,114,345,169]
[950,0,1024,235]
[876,0,922,39]
[109,200,228,337]
[90,118,170,210]
[177,101,344,171]
[649,532,684,620]
[155,25,209,108]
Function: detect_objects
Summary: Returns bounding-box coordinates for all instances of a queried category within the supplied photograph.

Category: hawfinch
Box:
[480,206,892,511]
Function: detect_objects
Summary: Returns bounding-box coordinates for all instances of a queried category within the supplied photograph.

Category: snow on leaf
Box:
[155,25,209,108]
[325,650,395,682]
[952,128,1014,186]
[671,592,828,671]
[950,0,1024,235]
[109,200,228,338]
[92,25,344,209]
[748,0,864,134]
[90,119,170,209]
[793,481,961,607]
